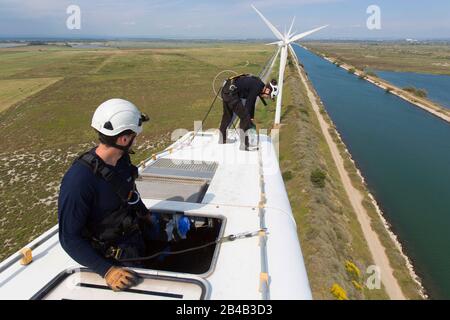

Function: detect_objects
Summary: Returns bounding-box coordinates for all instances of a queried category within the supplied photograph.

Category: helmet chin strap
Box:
[100,135,136,154]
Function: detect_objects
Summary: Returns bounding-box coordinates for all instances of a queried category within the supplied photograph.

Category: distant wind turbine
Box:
[252,5,328,125]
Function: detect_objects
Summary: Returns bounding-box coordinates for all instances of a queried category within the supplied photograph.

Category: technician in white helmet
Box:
[58,99,190,292]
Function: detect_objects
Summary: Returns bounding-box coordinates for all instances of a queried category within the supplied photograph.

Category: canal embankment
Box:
[289,46,427,300]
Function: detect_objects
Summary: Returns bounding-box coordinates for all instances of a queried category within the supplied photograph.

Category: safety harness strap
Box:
[75,151,141,245]
[76,152,137,203]
[228,73,249,82]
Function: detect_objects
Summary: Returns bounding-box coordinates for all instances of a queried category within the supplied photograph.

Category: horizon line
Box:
[2,36,450,42]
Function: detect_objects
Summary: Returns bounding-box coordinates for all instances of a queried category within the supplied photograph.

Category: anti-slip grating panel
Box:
[141,158,218,180]
[136,176,208,203]
[137,158,218,203]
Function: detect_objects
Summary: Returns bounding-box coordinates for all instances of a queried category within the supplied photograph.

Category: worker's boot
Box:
[247,127,259,149]
[218,130,227,144]
[240,136,258,151]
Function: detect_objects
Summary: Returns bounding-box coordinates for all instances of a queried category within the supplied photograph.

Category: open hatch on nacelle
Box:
[140,211,224,275]
[31,211,224,300]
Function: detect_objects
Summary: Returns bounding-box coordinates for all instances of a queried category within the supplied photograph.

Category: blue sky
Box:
[1,0,449,39]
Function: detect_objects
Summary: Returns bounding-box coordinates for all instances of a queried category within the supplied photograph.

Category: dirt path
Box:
[291,54,406,300]
[90,53,118,74]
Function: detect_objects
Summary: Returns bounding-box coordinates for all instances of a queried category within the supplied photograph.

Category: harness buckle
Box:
[105,247,123,260]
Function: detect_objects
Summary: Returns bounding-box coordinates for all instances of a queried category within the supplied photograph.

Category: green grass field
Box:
[0,78,62,113]
[0,43,273,260]
[304,41,450,75]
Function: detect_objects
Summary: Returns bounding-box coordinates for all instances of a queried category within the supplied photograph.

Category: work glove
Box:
[177,215,191,238]
[104,266,141,292]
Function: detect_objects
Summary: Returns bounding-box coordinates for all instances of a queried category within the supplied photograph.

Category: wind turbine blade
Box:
[266,41,283,46]
[288,25,328,43]
[288,44,297,61]
[288,16,296,37]
[252,4,284,41]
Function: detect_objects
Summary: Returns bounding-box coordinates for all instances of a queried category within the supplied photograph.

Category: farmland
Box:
[303,41,450,75]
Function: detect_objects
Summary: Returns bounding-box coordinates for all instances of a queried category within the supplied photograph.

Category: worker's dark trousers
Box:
[219,85,255,148]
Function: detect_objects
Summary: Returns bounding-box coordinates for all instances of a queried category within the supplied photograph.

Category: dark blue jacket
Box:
[58,148,145,277]
[234,76,265,119]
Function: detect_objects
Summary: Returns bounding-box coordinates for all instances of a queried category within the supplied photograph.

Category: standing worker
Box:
[219,74,278,150]
[58,98,190,292]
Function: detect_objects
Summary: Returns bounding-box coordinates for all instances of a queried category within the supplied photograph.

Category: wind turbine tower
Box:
[252,5,328,125]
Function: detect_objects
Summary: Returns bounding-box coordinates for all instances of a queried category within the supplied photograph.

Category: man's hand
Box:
[104,267,141,292]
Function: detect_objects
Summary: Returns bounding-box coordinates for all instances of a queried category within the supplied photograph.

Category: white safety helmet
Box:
[269,80,279,100]
[91,98,149,136]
